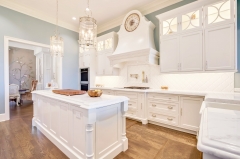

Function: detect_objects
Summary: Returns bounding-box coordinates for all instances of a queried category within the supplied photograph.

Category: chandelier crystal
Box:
[50,0,64,57]
[78,0,97,51]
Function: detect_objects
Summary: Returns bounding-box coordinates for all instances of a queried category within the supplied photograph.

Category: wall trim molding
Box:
[97,0,183,34]
[0,0,182,34]
[0,0,78,32]
[0,114,6,122]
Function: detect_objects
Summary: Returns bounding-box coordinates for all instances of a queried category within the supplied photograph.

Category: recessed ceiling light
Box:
[72,17,76,20]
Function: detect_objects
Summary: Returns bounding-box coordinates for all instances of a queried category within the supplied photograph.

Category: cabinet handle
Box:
[167,117,173,121]
[205,61,208,69]
[168,98,172,100]
[168,106,173,109]
[129,104,132,106]
[152,114,156,117]
[181,108,183,116]
[141,103,142,109]
[152,104,156,107]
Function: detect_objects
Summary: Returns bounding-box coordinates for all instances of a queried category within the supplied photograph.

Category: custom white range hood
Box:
[108,10,159,68]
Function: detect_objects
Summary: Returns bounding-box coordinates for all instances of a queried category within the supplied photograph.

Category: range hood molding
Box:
[109,10,159,68]
[108,48,159,68]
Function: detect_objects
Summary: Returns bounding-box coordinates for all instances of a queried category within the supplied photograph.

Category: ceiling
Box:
[0,0,182,33]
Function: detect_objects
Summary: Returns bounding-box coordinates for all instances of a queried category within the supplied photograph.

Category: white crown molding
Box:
[0,0,78,32]
[97,0,183,34]
[0,0,182,34]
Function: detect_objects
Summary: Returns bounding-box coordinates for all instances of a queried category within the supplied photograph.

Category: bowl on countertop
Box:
[88,90,102,97]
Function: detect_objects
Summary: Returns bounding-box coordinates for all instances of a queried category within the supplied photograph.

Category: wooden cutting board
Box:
[52,89,86,96]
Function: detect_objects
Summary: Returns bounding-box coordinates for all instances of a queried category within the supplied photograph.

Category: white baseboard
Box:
[0,113,7,122]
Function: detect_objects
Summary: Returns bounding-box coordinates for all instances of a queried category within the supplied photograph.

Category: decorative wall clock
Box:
[124,13,140,32]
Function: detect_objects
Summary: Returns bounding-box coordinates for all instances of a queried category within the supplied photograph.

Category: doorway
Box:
[4,36,63,121]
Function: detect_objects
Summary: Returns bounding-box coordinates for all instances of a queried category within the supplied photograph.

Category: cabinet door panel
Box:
[160,36,179,72]
[79,54,84,68]
[180,31,203,71]
[97,53,105,75]
[180,97,203,131]
[205,24,234,70]
[83,54,91,67]
[105,52,113,75]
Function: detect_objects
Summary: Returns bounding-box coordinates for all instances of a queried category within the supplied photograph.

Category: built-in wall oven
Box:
[80,68,89,91]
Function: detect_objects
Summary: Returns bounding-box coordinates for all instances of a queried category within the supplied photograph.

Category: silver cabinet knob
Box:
[152,114,156,117]
[167,118,173,121]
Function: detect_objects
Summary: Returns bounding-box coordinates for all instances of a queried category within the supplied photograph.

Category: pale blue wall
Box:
[0,6,79,113]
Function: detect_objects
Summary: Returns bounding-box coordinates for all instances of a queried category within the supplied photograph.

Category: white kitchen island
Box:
[32,90,129,159]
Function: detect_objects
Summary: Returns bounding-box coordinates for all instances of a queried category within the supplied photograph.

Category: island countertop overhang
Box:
[32,90,129,110]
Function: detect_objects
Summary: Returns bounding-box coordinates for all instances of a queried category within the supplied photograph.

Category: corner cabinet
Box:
[96,32,119,76]
[157,0,237,73]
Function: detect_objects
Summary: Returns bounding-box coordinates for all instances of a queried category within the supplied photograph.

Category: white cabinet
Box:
[147,93,204,133]
[204,0,234,28]
[96,52,119,76]
[79,53,84,68]
[79,51,95,68]
[179,97,203,131]
[157,0,236,73]
[180,31,203,71]
[96,32,119,76]
[96,52,105,75]
[160,36,179,72]
[161,31,203,72]
[205,24,235,70]
[115,91,147,124]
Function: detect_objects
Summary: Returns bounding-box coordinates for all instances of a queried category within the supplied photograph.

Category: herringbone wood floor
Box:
[0,101,202,159]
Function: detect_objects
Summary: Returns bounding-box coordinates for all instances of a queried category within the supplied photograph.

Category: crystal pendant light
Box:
[78,0,97,51]
[50,0,64,57]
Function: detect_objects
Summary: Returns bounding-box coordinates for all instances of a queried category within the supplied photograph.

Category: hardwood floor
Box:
[0,101,202,159]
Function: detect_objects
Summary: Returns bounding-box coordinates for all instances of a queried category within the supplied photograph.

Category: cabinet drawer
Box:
[126,106,137,117]
[148,93,178,102]
[116,92,138,100]
[148,101,178,115]
[148,112,178,126]
[128,100,137,109]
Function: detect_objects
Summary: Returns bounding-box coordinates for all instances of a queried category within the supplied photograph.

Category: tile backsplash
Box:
[95,62,234,92]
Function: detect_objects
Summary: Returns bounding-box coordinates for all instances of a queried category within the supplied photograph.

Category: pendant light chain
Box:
[56,0,59,36]
[50,0,64,57]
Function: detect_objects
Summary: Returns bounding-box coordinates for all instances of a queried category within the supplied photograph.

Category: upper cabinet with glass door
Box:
[204,0,234,27]
[161,8,202,37]
[181,9,202,32]
[97,32,117,53]
[161,16,179,36]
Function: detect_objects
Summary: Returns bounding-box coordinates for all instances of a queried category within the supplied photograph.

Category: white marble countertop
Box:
[198,106,240,159]
[205,93,240,105]
[91,87,240,97]
[32,90,129,110]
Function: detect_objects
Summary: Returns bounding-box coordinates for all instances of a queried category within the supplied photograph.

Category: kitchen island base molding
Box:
[32,92,129,159]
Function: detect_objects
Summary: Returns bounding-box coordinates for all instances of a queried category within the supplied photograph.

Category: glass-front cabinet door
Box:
[204,0,234,27]
[181,8,202,32]
[161,16,179,36]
